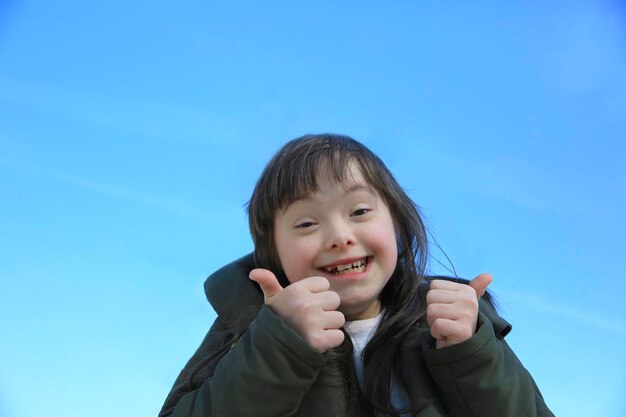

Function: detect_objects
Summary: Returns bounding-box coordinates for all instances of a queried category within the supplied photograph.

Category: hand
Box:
[426,273,493,349]
[249,268,345,353]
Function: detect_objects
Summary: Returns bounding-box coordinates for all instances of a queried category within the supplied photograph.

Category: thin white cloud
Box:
[510,292,626,337]
[406,148,612,218]
[0,75,243,144]
[0,158,214,222]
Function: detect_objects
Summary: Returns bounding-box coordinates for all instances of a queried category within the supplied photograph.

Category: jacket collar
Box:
[203,253,512,338]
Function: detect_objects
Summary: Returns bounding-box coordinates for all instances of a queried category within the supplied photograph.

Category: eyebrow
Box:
[281,183,376,213]
[344,183,376,195]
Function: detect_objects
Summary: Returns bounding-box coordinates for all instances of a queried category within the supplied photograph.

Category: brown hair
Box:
[247,133,430,416]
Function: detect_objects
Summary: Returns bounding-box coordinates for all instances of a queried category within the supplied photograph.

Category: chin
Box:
[339,296,381,320]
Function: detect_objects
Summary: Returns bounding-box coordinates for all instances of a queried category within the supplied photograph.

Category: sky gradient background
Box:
[1,1,625,417]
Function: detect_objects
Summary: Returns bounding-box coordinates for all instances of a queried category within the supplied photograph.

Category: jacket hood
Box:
[203,253,263,331]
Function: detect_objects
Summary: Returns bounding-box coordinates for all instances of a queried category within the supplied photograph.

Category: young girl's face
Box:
[273,164,398,321]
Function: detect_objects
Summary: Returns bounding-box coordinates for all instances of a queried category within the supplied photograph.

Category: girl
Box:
[159,134,554,417]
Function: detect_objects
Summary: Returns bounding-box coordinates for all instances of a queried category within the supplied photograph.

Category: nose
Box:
[324,219,355,251]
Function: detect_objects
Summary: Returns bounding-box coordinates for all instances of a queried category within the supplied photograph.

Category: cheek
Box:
[276,238,317,284]
[369,222,399,266]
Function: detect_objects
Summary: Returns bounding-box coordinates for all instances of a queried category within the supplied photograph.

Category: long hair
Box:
[247,133,429,416]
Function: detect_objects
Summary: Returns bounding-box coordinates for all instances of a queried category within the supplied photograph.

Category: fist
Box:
[426,274,493,349]
[249,268,345,353]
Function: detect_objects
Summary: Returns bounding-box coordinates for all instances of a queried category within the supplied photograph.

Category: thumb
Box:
[469,273,493,300]
[249,268,284,304]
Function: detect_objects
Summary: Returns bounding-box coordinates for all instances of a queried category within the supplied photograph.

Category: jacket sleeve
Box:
[158,316,233,417]
[422,299,555,417]
[167,305,327,417]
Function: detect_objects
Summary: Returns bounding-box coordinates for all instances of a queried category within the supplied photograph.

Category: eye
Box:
[351,208,371,217]
[295,221,317,229]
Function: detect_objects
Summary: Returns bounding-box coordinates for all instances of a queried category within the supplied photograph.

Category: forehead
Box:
[286,162,372,201]
[280,167,378,214]
[317,162,367,189]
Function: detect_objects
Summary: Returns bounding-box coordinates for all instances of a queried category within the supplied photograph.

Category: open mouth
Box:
[320,257,368,275]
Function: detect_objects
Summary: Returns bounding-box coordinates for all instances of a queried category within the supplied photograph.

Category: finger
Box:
[429,317,453,340]
[429,279,463,291]
[430,317,467,341]
[426,289,460,305]
[249,268,284,303]
[426,303,459,327]
[469,273,493,300]
[314,290,341,311]
[324,329,345,350]
[321,310,345,330]
[298,276,331,293]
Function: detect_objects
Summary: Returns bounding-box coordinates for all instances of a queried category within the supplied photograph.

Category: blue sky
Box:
[1,1,625,416]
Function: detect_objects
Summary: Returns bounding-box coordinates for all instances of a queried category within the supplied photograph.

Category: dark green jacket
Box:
[159,254,554,417]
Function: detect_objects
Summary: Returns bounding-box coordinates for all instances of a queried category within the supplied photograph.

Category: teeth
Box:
[322,258,367,275]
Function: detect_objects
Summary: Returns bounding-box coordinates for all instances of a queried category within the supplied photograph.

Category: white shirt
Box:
[344,312,411,416]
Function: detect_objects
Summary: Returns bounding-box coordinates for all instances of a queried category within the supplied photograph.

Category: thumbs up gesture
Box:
[249,268,346,353]
[426,273,493,349]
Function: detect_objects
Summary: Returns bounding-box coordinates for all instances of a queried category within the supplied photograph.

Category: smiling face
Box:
[274,165,398,320]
